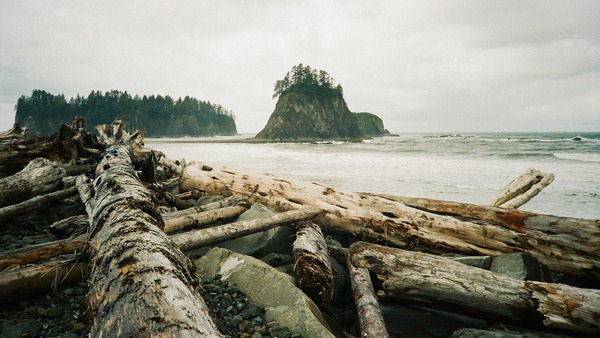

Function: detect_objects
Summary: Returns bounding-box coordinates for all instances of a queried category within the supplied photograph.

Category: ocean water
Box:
[146,132,600,219]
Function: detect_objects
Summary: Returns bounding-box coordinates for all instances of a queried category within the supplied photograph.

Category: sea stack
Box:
[353,112,390,136]
[255,64,364,142]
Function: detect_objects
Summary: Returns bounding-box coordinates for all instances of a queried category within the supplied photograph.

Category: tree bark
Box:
[179,162,600,283]
[163,204,249,234]
[49,215,89,239]
[0,186,78,223]
[349,242,600,335]
[0,122,27,141]
[0,235,87,271]
[0,255,87,302]
[292,222,334,306]
[348,259,389,338]
[486,168,555,209]
[171,206,322,251]
[75,122,221,337]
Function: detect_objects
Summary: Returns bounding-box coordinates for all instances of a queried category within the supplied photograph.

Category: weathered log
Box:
[171,206,322,251]
[0,116,103,174]
[0,158,69,208]
[0,186,78,222]
[179,162,600,283]
[75,124,221,336]
[163,191,190,210]
[292,222,334,306]
[348,259,389,338]
[162,194,246,220]
[487,168,555,209]
[0,235,87,272]
[49,215,89,239]
[0,122,27,141]
[163,204,249,234]
[0,255,87,301]
[349,242,600,335]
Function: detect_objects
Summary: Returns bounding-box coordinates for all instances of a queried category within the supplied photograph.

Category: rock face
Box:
[195,248,335,337]
[353,112,390,136]
[255,90,364,142]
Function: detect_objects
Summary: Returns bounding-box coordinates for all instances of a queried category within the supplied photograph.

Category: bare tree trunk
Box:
[163,204,249,234]
[75,120,221,337]
[292,222,334,306]
[486,168,555,209]
[0,186,78,223]
[0,256,87,302]
[179,162,600,283]
[349,242,600,335]
[171,206,322,251]
[0,235,87,271]
[348,260,389,338]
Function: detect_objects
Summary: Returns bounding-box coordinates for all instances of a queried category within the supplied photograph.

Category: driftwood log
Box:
[163,204,249,234]
[487,168,555,209]
[0,255,87,301]
[0,234,87,272]
[0,116,103,174]
[49,215,89,239]
[349,242,600,335]
[162,195,245,220]
[0,186,78,223]
[178,162,600,284]
[75,122,221,336]
[171,206,322,251]
[292,222,334,306]
[348,259,389,338]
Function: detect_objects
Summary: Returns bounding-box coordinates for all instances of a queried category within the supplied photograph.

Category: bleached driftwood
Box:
[349,242,600,335]
[163,204,249,234]
[487,168,555,209]
[171,206,322,251]
[75,122,221,337]
[162,195,245,220]
[292,222,334,306]
[178,162,600,283]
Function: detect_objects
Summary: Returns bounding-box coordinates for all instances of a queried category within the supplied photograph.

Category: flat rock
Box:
[451,256,493,270]
[195,247,335,338]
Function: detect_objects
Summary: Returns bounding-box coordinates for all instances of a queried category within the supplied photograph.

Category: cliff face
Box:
[255,91,363,142]
[353,112,390,136]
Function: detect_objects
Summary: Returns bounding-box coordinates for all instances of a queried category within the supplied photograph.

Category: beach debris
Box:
[349,241,600,335]
[486,167,555,209]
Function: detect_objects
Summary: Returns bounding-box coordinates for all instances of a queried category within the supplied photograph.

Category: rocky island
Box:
[255,64,388,142]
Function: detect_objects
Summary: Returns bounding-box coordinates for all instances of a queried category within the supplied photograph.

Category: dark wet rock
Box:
[329,257,351,309]
[451,327,570,337]
[260,253,294,267]
[40,307,65,318]
[0,319,43,337]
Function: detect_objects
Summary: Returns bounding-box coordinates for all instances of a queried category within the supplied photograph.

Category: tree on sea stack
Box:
[256,63,364,142]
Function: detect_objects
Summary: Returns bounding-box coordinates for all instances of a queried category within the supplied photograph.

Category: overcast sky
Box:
[1,0,599,133]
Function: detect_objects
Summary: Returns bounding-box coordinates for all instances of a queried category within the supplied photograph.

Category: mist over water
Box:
[147,132,600,219]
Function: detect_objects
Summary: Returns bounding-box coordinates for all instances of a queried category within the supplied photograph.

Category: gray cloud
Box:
[1,0,599,133]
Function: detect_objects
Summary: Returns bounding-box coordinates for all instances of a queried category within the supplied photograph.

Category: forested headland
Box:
[15,90,237,137]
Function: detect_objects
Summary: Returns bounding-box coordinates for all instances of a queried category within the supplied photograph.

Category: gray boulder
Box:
[214,203,296,256]
[490,253,552,281]
[195,247,335,338]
